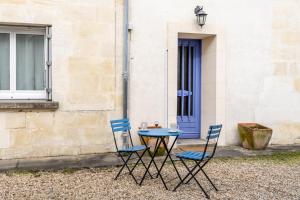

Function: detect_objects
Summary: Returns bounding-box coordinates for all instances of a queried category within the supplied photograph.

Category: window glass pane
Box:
[0,33,10,90]
[16,34,45,90]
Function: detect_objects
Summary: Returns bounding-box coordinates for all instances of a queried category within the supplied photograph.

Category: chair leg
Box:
[173,159,199,191]
[116,152,138,184]
[185,159,209,184]
[140,136,161,178]
[180,159,210,199]
[185,162,218,191]
[136,150,153,179]
[185,160,202,184]
[129,150,153,179]
[128,151,142,174]
[201,168,218,191]
[115,153,129,180]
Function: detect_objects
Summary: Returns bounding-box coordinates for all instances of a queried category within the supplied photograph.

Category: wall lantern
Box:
[194,6,207,28]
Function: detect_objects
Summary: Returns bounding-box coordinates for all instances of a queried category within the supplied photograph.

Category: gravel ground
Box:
[0,156,299,200]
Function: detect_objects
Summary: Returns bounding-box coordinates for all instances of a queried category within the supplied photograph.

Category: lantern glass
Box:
[197,14,207,27]
[194,6,207,28]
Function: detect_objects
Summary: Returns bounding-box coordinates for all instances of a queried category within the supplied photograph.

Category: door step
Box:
[177,139,209,152]
[177,139,206,146]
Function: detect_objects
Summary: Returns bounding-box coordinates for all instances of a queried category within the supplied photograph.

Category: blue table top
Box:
[138,128,182,137]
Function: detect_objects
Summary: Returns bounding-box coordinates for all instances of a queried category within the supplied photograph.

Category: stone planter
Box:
[238,123,272,150]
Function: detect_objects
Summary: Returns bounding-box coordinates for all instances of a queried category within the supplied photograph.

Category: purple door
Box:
[177,39,201,139]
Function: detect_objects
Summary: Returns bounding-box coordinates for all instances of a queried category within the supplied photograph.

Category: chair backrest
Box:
[203,124,222,159]
[110,118,134,151]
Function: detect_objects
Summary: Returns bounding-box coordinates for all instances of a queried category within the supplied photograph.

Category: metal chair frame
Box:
[173,124,222,199]
[110,119,152,184]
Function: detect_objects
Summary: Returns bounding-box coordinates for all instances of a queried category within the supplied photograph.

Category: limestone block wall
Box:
[129,0,300,145]
[255,0,300,144]
[0,0,124,159]
[0,0,299,160]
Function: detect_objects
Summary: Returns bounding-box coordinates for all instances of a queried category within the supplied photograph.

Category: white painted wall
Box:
[129,0,300,145]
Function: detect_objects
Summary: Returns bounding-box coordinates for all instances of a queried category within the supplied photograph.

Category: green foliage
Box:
[61,168,78,174]
[217,151,300,165]
[1,151,299,176]
[4,169,41,177]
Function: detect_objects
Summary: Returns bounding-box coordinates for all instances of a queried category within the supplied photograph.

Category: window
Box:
[0,25,52,100]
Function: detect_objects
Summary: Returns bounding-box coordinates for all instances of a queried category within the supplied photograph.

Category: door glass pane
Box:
[0,33,10,90]
[191,47,194,116]
[177,46,182,116]
[184,46,188,91]
[16,34,45,90]
[182,46,186,116]
[177,46,182,90]
[182,46,188,116]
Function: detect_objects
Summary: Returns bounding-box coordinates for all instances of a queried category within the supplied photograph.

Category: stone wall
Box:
[0,0,124,159]
[255,0,300,144]
[0,0,299,160]
[129,0,300,145]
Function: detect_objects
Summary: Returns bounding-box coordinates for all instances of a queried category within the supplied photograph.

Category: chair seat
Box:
[176,151,209,160]
[118,145,147,152]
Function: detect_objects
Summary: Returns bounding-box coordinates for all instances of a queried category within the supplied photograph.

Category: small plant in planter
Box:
[238,123,272,150]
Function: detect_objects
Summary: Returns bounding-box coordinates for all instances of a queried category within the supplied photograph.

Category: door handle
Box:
[177,90,192,97]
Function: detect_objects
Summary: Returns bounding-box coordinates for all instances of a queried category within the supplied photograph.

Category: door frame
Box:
[166,23,226,146]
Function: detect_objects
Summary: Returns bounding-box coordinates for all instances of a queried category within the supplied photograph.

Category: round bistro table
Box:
[138,128,183,190]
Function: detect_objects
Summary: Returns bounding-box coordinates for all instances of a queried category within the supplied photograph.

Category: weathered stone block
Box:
[29,128,55,146]
[47,146,80,157]
[0,130,10,149]
[54,112,105,129]
[272,19,288,29]
[79,144,109,155]
[78,128,103,145]
[66,57,115,110]
[26,112,54,129]
[5,113,26,129]
[273,62,287,76]
[294,78,300,92]
[281,32,300,45]
[270,123,300,144]
[9,129,30,147]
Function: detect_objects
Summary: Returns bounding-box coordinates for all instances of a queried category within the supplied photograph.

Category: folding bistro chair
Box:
[173,124,222,199]
[110,118,152,184]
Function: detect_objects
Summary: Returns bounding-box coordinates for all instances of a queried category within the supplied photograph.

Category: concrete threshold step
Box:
[177,139,206,147]
[177,139,208,152]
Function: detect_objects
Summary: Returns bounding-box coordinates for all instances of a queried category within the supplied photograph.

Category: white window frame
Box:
[0,26,48,100]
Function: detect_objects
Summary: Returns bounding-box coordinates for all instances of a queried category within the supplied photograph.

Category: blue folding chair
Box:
[173,124,222,199]
[110,118,152,184]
